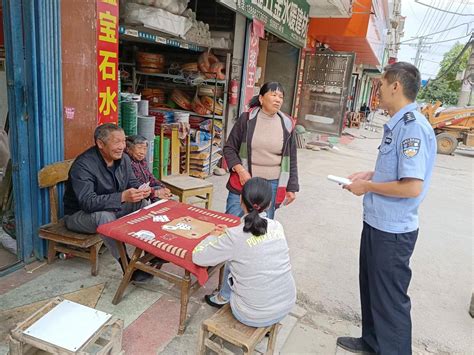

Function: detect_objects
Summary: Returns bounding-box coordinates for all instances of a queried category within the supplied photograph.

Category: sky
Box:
[397,0,474,80]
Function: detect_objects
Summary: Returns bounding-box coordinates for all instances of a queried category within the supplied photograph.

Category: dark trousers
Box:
[64,200,148,259]
[360,222,418,355]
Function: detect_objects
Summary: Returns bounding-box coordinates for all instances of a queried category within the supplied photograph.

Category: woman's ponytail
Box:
[243,209,267,236]
[241,177,273,236]
[248,95,261,109]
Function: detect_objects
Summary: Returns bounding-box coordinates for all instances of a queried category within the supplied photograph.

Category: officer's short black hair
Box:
[382,62,421,101]
[94,123,123,144]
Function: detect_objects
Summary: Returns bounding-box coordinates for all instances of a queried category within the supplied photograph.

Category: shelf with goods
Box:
[119,40,230,179]
[119,25,208,52]
[131,69,226,119]
[134,71,226,85]
[119,25,232,54]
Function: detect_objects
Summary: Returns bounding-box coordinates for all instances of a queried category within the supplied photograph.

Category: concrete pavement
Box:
[0,113,472,354]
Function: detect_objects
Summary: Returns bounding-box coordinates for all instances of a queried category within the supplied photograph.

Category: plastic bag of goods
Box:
[192,94,211,116]
[200,96,223,116]
[140,0,189,15]
[137,52,165,74]
[170,89,192,110]
[142,88,166,108]
[197,52,225,80]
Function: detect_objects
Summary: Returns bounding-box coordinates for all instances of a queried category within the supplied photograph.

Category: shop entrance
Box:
[297,51,355,136]
[258,34,299,114]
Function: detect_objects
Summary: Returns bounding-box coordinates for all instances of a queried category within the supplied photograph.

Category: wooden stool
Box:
[9,297,124,355]
[348,112,361,128]
[198,304,281,355]
[161,174,214,209]
[160,124,214,209]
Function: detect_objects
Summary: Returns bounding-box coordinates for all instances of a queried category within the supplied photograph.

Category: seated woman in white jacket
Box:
[192,177,296,327]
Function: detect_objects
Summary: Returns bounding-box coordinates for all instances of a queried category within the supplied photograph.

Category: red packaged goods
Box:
[137,52,165,73]
[141,88,166,108]
[200,96,223,116]
[192,95,211,115]
[171,89,192,110]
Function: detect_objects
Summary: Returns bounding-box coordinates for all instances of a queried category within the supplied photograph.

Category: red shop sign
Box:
[97,0,119,125]
[243,19,265,110]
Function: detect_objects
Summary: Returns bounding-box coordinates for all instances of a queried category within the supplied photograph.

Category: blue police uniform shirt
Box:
[363,102,436,233]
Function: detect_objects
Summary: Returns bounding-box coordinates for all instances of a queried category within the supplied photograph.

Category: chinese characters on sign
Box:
[244,20,264,109]
[97,0,118,125]
[236,0,309,48]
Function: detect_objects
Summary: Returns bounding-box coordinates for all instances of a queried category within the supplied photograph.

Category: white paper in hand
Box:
[138,182,150,190]
[327,175,352,186]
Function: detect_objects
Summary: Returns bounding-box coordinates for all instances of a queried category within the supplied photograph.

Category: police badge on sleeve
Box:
[402,138,421,158]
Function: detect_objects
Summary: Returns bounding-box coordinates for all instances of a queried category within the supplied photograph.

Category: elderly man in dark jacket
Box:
[63,123,153,282]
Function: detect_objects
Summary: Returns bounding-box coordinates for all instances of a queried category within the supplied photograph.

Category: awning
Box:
[307,0,387,67]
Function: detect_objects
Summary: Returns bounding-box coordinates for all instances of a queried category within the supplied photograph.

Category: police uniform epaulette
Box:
[403,111,416,124]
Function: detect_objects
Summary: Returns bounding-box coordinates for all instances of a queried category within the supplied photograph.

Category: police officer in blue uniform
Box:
[337,62,436,354]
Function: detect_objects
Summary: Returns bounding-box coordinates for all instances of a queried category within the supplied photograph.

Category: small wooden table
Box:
[9,297,123,354]
[97,200,240,334]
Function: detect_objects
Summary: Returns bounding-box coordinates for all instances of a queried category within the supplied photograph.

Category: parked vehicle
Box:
[421,101,474,155]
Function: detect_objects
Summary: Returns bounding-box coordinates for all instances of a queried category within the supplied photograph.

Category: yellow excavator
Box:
[421,101,474,155]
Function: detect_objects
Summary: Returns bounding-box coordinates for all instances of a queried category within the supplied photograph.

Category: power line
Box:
[398,21,473,43]
[415,0,474,16]
[416,0,434,36]
[426,0,449,37]
[429,35,473,83]
[420,0,442,37]
[422,33,473,45]
[421,58,442,64]
[431,0,469,54]
[400,34,472,46]
[430,1,454,35]
[408,1,422,23]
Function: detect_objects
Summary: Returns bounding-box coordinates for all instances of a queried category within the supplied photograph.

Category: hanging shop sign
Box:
[235,0,309,48]
[243,20,265,109]
[97,0,119,125]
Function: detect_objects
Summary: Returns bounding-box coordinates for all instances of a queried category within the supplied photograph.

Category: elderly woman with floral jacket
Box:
[125,135,172,202]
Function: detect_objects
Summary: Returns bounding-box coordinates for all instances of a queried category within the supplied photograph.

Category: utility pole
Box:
[413,37,431,69]
[457,41,474,106]
[414,38,423,68]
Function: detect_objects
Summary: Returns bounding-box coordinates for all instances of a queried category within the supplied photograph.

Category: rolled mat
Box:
[137,115,156,139]
[137,115,156,170]
[147,140,154,172]
[121,101,138,136]
[153,136,170,179]
[138,100,149,116]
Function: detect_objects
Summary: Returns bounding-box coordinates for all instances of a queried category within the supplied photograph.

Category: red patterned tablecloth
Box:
[97,200,240,285]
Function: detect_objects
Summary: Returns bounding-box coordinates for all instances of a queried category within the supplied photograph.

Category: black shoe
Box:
[204,293,228,308]
[131,269,154,283]
[336,337,375,354]
[118,257,153,283]
[148,256,169,267]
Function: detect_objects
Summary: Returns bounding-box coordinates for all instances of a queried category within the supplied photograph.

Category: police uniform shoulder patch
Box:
[402,138,421,158]
[403,112,416,124]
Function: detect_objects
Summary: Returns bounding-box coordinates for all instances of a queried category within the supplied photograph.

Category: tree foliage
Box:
[417,79,458,105]
[417,42,471,105]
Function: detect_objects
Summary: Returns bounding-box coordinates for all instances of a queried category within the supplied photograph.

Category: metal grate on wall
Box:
[24,0,64,258]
